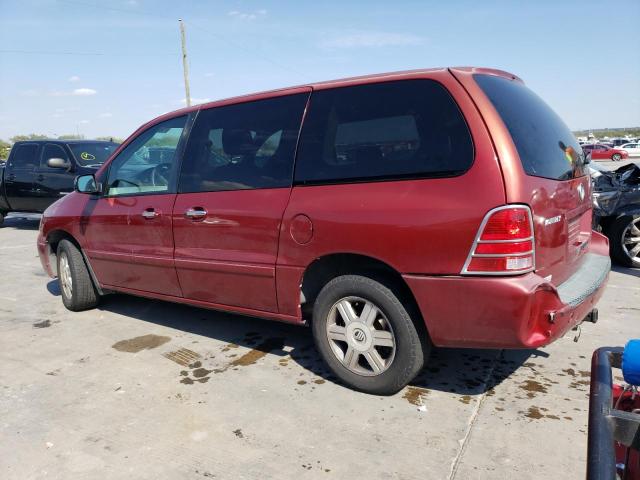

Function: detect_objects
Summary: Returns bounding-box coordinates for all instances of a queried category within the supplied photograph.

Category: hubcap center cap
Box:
[346,322,372,352]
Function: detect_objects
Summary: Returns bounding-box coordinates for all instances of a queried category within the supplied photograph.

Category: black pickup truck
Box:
[0,139,119,224]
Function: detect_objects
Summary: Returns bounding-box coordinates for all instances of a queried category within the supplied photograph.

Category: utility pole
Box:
[179,19,191,107]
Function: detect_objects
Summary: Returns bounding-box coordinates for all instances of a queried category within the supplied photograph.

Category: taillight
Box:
[462,205,535,275]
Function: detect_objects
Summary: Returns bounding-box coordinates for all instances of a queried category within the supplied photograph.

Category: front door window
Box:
[106,116,187,197]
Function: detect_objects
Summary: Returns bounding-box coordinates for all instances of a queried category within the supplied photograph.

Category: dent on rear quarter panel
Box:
[275,70,506,317]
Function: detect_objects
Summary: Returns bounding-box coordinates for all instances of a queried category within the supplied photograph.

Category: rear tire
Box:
[56,239,99,311]
[612,153,622,161]
[311,275,429,395]
[607,215,640,268]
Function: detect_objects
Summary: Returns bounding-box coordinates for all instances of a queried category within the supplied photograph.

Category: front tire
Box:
[312,275,428,395]
[608,216,640,268]
[612,153,622,161]
[56,239,99,311]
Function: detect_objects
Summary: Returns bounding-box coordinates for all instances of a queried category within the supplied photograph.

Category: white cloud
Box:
[79,120,90,124]
[98,112,113,118]
[68,75,80,83]
[51,113,63,118]
[227,9,266,20]
[321,32,426,48]
[20,89,40,97]
[204,72,215,78]
[50,87,97,97]
[73,88,97,96]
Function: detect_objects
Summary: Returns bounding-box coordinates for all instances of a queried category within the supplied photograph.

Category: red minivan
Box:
[37,67,610,394]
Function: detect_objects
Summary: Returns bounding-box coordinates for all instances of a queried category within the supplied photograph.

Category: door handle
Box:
[185,207,207,220]
[7,174,15,182]
[36,175,44,181]
[141,208,159,219]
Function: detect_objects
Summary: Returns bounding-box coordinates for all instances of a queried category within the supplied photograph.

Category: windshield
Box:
[68,143,118,166]
[474,74,586,180]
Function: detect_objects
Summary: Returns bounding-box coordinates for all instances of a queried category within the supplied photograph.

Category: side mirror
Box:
[75,174,100,194]
[47,157,72,170]
[584,151,591,165]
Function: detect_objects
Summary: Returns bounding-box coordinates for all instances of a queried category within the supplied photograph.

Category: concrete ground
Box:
[0,214,638,480]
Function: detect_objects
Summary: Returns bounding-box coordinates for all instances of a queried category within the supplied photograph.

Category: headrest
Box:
[222,129,255,156]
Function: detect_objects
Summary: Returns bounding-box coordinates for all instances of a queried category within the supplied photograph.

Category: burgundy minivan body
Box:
[37,67,610,393]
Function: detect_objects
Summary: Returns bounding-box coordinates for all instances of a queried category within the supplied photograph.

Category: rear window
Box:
[295,79,473,184]
[474,74,585,180]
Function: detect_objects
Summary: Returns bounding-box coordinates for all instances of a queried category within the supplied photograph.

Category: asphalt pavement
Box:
[0,214,638,479]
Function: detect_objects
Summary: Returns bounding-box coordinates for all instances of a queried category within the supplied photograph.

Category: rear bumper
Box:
[404,238,611,349]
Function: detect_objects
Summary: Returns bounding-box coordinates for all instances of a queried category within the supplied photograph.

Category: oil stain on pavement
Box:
[175,337,286,386]
[180,361,212,385]
[403,386,430,406]
[226,337,285,368]
[112,334,171,353]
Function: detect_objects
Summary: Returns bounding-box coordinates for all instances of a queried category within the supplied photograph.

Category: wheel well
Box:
[46,230,81,276]
[300,253,430,340]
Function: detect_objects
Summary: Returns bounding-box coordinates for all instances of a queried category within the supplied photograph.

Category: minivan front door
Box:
[172,91,310,312]
[81,115,190,296]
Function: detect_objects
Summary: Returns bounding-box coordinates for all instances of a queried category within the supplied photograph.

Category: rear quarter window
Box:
[294,79,473,184]
[474,74,585,180]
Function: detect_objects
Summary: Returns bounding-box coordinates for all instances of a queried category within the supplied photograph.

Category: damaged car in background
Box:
[591,162,640,268]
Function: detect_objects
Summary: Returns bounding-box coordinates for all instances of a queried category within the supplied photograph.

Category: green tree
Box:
[95,136,123,143]
[57,134,85,140]
[10,133,48,143]
[0,139,11,160]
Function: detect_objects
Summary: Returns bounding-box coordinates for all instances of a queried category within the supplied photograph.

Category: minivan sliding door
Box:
[173,89,310,312]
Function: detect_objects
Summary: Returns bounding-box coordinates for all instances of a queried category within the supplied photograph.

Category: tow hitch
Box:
[572,309,599,342]
[584,308,599,324]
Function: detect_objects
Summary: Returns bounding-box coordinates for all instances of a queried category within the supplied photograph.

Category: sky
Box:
[0,0,639,141]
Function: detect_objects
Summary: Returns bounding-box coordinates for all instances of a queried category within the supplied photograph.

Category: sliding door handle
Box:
[141,208,159,219]
[185,207,207,219]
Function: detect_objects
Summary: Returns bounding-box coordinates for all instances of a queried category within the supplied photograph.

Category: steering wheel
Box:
[150,163,172,187]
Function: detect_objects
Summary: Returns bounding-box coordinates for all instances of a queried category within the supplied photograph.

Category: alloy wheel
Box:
[59,252,73,299]
[622,217,640,263]
[325,296,396,376]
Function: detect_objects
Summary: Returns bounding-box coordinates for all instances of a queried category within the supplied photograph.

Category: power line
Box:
[185,21,311,80]
[57,0,168,18]
[53,0,311,80]
[0,49,174,57]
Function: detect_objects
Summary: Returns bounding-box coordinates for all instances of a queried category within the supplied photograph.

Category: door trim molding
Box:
[174,258,275,278]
